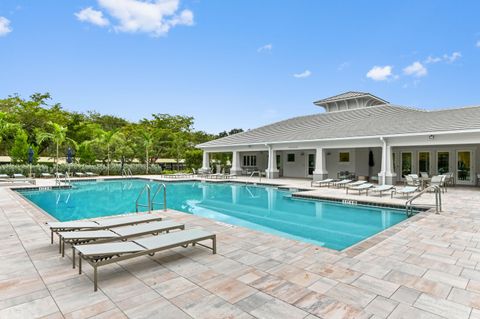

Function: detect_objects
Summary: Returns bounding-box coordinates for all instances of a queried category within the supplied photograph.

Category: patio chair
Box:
[75,172,86,177]
[405,175,421,188]
[85,172,97,177]
[346,183,373,195]
[420,172,429,179]
[59,220,185,259]
[368,184,395,197]
[346,180,367,187]
[74,229,216,291]
[13,173,26,178]
[391,186,417,199]
[41,173,53,178]
[332,179,353,188]
[311,178,335,187]
[0,174,11,181]
[55,172,65,178]
[47,213,164,246]
[430,175,447,193]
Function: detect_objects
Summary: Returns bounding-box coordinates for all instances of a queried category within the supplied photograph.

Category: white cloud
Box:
[337,61,350,71]
[403,61,427,77]
[97,0,194,37]
[75,7,110,27]
[0,17,12,36]
[443,51,461,63]
[476,40,480,48]
[366,65,393,81]
[425,51,462,64]
[257,43,272,53]
[293,70,311,78]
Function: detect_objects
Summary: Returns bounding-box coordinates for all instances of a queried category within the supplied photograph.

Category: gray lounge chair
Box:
[75,229,216,291]
[346,183,373,195]
[48,213,164,246]
[391,186,417,199]
[75,172,86,177]
[369,184,395,197]
[59,220,184,261]
[85,172,97,177]
[41,173,53,178]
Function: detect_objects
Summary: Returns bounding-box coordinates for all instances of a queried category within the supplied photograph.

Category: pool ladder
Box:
[122,168,133,178]
[135,183,167,212]
[405,185,442,217]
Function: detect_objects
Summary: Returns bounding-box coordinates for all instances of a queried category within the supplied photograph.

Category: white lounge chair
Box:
[85,172,97,177]
[55,172,65,178]
[41,173,53,178]
[346,183,373,195]
[369,184,395,197]
[311,178,336,187]
[75,229,216,291]
[75,172,86,177]
[347,180,367,187]
[47,213,164,246]
[332,179,353,188]
[59,220,185,259]
[391,186,417,199]
[13,173,26,178]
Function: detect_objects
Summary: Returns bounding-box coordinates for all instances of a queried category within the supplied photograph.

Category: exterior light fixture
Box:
[428,135,435,140]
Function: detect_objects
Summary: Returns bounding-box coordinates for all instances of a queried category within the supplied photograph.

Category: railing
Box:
[64,172,71,185]
[136,184,151,212]
[151,183,167,211]
[122,168,133,178]
[250,170,262,183]
[405,185,442,217]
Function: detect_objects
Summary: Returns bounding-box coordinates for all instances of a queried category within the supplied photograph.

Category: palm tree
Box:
[37,122,76,174]
[96,129,121,175]
[140,131,154,174]
[169,133,188,171]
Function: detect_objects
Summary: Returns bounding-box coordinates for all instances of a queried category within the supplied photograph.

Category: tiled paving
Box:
[1,176,480,318]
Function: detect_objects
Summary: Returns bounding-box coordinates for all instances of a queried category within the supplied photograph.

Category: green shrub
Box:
[0,163,162,176]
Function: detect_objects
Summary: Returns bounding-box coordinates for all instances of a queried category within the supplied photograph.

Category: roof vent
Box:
[313,91,388,112]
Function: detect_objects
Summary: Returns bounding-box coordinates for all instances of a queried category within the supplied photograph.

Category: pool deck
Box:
[1,176,480,318]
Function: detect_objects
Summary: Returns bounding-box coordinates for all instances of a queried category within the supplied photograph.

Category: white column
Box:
[378,138,396,185]
[202,151,210,171]
[312,147,328,181]
[265,146,279,179]
[230,151,242,175]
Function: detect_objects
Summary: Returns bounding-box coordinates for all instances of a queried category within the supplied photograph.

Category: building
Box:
[197,91,480,185]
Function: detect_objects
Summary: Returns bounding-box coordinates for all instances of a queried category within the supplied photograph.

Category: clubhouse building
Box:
[197,92,480,185]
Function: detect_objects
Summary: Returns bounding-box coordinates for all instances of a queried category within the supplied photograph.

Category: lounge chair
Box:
[429,175,446,193]
[41,173,53,178]
[391,186,417,199]
[346,183,373,195]
[332,179,352,188]
[47,213,164,246]
[13,173,26,178]
[75,172,86,177]
[369,184,395,197]
[0,174,11,182]
[85,172,97,177]
[347,180,367,187]
[55,172,65,178]
[311,178,336,187]
[10,173,36,184]
[74,229,216,291]
[59,220,185,259]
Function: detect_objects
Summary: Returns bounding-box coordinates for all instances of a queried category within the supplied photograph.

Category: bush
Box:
[0,163,163,176]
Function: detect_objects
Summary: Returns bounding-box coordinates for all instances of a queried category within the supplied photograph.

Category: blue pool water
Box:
[18,179,407,250]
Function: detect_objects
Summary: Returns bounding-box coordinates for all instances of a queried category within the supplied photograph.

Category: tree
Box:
[37,122,77,173]
[169,133,189,171]
[11,130,37,164]
[140,131,154,174]
[95,129,122,175]
[184,149,203,169]
[77,141,97,164]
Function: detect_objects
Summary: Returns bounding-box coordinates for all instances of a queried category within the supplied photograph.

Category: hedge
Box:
[0,163,163,176]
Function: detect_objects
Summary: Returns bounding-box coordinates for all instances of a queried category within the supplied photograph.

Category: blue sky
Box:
[0,1,479,133]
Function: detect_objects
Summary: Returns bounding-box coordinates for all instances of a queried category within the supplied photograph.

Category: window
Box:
[437,152,449,175]
[339,152,350,163]
[287,154,295,162]
[401,152,412,177]
[276,154,281,170]
[243,155,257,167]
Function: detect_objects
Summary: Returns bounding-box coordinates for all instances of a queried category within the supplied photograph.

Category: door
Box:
[437,151,450,175]
[307,154,315,176]
[457,151,473,184]
[401,152,412,177]
[418,152,430,175]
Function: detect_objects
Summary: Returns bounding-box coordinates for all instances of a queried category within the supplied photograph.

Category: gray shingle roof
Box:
[313,91,388,106]
[198,104,480,148]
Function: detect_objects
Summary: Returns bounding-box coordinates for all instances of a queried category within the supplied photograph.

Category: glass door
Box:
[437,151,450,175]
[457,151,473,184]
[308,154,315,176]
[401,152,412,177]
[418,152,430,175]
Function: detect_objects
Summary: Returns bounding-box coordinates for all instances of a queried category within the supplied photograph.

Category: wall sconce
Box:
[300,152,305,156]
[428,135,435,140]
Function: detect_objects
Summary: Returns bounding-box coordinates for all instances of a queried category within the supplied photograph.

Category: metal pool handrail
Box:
[136,184,151,212]
[151,183,167,212]
[405,185,441,216]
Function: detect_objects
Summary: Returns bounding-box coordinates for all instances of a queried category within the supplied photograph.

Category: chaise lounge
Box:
[368,184,395,197]
[346,183,373,195]
[74,229,216,291]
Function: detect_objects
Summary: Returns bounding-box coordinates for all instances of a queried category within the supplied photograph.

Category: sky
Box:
[0,1,479,134]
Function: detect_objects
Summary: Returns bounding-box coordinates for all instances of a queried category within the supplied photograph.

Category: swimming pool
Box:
[18,179,407,250]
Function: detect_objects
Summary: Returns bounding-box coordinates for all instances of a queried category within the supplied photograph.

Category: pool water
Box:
[18,179,407,250]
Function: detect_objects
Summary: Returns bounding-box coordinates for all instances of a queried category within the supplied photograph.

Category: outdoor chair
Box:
[47,213,164,246]
[332,179,353,188]
[41,173,53,178]
[368,184,395,197]
[391,186,417,199]
[346,183,373,195]
[74,229,216,291]
[75,172,86,177]
[405,175,421,188]
[85,172,97,177]
[430,175,447,193]
[311,178,336,187]
[59,220,184,259]
[420,172,429,179]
